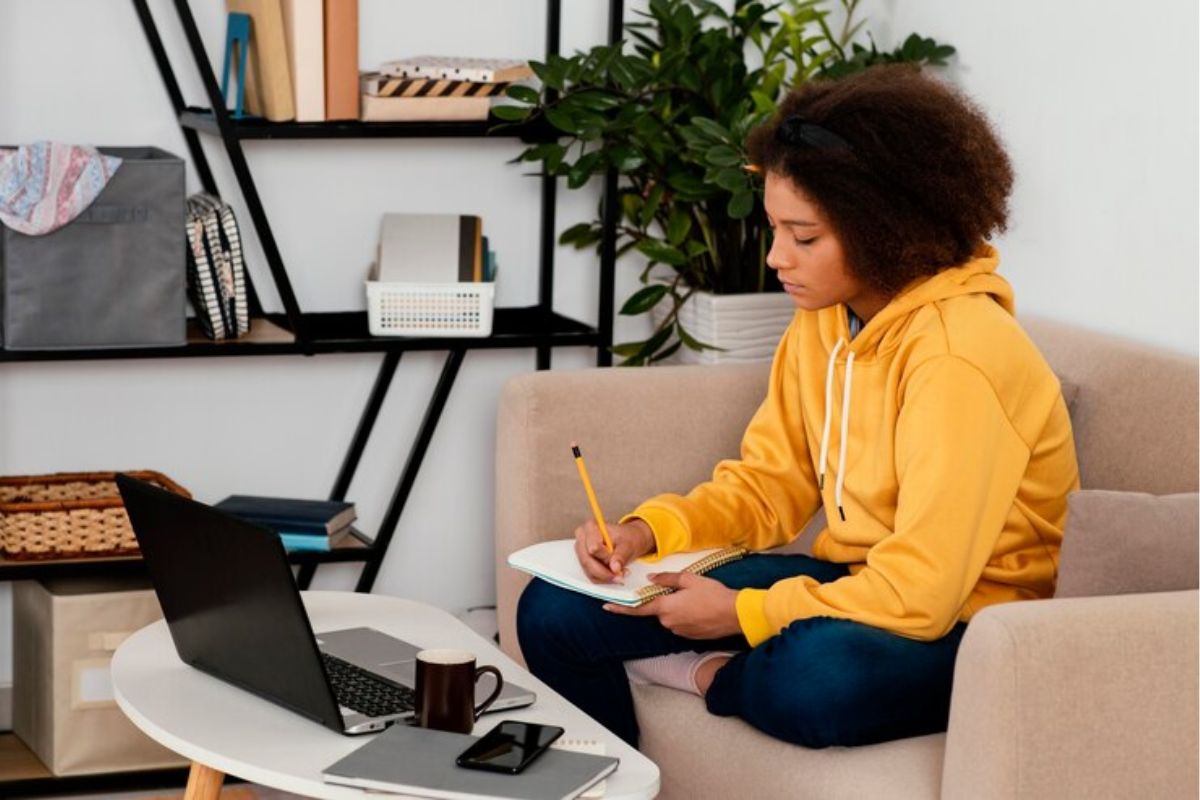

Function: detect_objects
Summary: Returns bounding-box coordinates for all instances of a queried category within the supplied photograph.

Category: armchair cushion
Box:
[1055,490,1199,598]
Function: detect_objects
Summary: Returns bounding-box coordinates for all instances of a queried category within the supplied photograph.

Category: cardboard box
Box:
[13,578,187,775]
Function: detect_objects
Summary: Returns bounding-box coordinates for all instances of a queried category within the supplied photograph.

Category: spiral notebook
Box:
[508,540,747,607]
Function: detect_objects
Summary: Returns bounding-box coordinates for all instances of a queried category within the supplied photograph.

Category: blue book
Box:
[279,533,331,552]
[216,495,356,535]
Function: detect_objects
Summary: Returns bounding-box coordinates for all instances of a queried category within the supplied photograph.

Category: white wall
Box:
[0,0,1195,696]
[862,0,1198,353]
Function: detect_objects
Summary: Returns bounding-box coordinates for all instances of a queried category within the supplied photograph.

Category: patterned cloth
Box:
[0,142,122,236]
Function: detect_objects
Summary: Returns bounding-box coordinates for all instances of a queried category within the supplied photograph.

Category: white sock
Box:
[624,651,735,695]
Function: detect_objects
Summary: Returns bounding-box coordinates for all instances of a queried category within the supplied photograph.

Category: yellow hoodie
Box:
[623,245,1080,646]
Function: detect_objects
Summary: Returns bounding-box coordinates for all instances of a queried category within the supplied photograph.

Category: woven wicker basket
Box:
[0,471,190,560]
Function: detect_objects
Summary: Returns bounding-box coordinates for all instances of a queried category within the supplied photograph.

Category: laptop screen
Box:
[117,474,344,733]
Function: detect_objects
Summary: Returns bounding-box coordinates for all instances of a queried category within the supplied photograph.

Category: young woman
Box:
[517,64,1080,750]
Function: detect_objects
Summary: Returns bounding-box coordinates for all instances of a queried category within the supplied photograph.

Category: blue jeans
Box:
[516,553,967,748]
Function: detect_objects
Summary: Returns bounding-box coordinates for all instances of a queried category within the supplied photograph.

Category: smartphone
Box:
[455,720,566,775]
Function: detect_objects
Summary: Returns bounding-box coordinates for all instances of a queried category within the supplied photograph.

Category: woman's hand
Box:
[603,572,742,640]
[574,517,656,584]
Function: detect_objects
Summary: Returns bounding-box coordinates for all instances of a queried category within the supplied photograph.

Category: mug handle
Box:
[472,665,504,720]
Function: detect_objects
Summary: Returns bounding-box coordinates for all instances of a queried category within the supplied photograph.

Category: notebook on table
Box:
[508,540,747,607]
[322,723,619,800]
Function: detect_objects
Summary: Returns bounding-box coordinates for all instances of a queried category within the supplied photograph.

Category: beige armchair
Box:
[494,317,1198,799]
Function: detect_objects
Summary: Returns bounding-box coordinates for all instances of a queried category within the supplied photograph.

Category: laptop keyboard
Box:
[321,653,416,719]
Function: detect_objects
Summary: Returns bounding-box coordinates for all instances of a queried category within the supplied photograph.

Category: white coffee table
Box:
[112,591,660,799]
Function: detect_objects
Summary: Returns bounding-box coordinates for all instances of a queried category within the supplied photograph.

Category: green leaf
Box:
[568,151,603,189]
[609,146,646,172]
[544,106,580,134]
[505,85,540,104]
[619,283,669,315]
[715,166,746,192]
[648,339,684,363]
[621,192,644,224]
[558,222,593,246]
[530,58,567,91]
[677,321,725,353]
[690,117,733,144]
[639,183,666,228]
[570,90,622,112]
[750,89,776,115]
[638,324,676,359]
[610,340,646,357]
[728,190,754,219]
[676,324,711,352]
[636,238,688,266]
[491,105,531,122]
[705,145,743,167]
[666,207,692,246]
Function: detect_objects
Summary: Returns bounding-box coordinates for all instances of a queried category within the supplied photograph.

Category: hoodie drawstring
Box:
[817,338,854,521]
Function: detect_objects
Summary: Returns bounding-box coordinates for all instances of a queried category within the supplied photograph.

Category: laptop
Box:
[116,474,536,735]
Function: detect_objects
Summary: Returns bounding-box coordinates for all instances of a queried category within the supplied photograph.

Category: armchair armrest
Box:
[942,590,1198,799]
[493,363,770,663]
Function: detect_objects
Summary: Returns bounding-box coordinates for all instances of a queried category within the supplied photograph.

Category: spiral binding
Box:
[634,546,749,601]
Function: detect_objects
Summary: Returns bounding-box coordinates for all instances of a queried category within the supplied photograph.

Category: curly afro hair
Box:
[746,64,1014,296]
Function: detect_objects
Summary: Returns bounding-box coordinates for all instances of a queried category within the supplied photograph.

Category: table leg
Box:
[184,761,225,800]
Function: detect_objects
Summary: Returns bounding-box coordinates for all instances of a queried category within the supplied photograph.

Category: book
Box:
[508,540,748,606]
[215,495,356,535]
[322,723,619,800]
[280,0,325,122]
[278,527,360,552]
[361,72,512,98]
[360,93,490,123]
[377,213,483,284]
[227,0,296,122]
[323,0,359,120]
[380,56,534,84]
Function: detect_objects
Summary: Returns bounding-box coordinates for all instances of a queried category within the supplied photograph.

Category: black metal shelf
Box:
[0,308,600,363]
[0,0,623,796]
[179,107,556,142]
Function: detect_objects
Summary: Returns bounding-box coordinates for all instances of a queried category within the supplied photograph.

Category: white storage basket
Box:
[366,281,495,338]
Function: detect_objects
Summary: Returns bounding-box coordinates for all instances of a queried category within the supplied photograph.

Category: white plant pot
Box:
[649,289,796,365]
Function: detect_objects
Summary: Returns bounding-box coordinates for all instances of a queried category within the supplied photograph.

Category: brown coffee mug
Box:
[414,649,504,734]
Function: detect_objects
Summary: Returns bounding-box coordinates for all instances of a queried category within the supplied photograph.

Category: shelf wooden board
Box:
[0,732,192,795]
[0,733,51,783]
[186,317,295,346]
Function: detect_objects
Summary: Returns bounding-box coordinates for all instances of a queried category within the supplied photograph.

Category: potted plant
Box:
[496,0,956,365]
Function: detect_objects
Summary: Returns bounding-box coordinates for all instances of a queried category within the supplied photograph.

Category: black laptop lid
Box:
[116,474,343,733]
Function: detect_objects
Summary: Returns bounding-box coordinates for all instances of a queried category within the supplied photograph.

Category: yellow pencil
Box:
[571,442,614,554]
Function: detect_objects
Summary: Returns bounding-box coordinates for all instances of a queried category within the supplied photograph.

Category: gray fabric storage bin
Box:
[0,146,186,350]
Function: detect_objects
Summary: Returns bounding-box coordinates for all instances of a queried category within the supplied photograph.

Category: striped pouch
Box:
[184,193,249,340]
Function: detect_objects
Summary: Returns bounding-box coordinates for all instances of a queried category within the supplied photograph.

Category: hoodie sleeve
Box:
[735,355,1031,645]
[620,317,822,560]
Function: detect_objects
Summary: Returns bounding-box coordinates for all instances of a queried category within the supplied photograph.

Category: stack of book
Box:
[226,0,359,122]
[360,57,534,123]
[216,494,359,552]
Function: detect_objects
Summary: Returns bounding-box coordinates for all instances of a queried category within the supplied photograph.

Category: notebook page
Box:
[508,540,730,605]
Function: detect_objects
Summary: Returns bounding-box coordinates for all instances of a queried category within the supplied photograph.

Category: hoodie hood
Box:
[816,244,1012,520]
[818,244,1012,361]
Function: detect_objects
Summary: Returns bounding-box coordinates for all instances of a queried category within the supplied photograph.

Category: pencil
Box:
[571,442,614,554]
